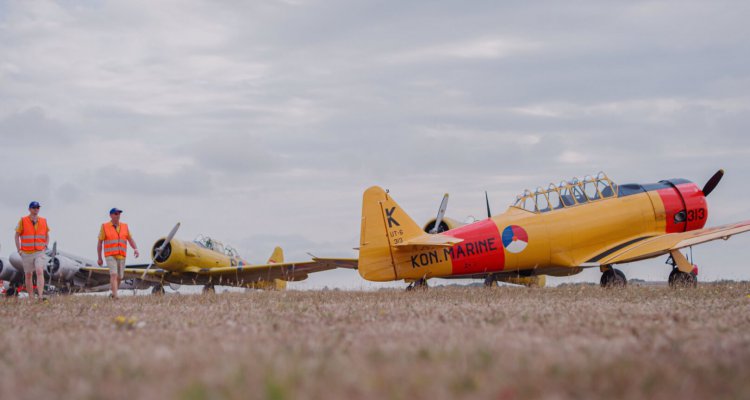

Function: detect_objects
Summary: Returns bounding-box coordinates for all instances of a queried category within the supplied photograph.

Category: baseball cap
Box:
[109,207,123,215]
[29,201,41,209]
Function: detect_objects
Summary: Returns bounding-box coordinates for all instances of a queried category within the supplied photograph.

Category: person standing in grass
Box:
[14,201,49,300]
[97,208,139,299]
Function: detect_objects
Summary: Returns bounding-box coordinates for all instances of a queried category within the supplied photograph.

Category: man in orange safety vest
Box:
[97,208,139,299]
[14,201,49,300]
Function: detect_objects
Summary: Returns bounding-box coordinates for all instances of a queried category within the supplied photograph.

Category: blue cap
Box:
[109,207,123,215]
[29,201,41,209]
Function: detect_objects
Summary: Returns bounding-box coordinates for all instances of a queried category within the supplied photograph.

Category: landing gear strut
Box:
[406,279,428,291]
[668,268,697,288]
[202,284,216,294]
[600,267,627,288]
[151,284,165,295]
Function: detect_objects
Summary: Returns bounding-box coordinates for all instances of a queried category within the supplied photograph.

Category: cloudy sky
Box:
[1,0,749,289]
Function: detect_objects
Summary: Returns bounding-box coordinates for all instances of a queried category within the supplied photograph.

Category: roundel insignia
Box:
[502,225,528,254]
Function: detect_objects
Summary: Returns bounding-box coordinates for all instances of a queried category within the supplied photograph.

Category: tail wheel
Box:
[406,279,429,291]
[600,268,627,288]
[484,276,498,287]
[668,269,697,288]
[151,285,166,295]
[202,285,216,294]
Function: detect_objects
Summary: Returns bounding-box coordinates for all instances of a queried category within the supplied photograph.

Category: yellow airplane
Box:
[334,170,750,289]
[84,223,337,294]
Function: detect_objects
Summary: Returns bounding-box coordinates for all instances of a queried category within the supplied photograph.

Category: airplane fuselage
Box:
[361,179,708,282]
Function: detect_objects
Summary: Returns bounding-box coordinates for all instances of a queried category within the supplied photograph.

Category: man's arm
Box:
[97,239,104,266]
[128,237,140,258]
[15,232,21,253]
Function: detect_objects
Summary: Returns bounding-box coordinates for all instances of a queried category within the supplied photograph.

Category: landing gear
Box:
[406,279,428,291]
[600,267,627,288]
[668,268,697,288]
[151,284,165,295]
[5,286,18,297]
[202,285,216,294]
[484,275,498,287]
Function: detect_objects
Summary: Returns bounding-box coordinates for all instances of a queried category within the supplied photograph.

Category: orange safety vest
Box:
[19,216,48,252]
[102,222,129,258]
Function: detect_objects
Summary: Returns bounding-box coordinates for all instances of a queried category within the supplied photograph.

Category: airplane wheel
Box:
[484,276,498,287]
[668,269,697,288]
[406,279,428,291]
[202,285,216,294]
[151,285,165,295]
[600,268,627,288]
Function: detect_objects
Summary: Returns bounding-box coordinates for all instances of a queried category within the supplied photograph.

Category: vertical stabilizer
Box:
[267,247,284,264]
[358,186,424,281]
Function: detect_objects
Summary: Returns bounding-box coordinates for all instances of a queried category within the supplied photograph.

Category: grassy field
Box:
[2,284,750,400]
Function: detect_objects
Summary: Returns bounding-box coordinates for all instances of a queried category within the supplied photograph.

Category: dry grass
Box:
[2,284,750,400]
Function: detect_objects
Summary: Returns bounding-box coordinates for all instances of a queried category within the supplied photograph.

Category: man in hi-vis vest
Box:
[97,208,139,299]
[14,201,49,300]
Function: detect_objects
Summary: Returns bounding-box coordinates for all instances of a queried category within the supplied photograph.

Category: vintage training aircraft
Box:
[83,223,339,294]
[346,170,750,289]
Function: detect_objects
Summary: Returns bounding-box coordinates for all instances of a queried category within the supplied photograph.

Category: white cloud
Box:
[385,37,541,63]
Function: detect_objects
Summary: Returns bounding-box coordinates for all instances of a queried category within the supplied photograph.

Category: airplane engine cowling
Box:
[46,256,78,281]
[0,258,20,281]
[423,217,466,234]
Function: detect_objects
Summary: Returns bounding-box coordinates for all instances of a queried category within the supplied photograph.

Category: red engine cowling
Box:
[656,180,708,233]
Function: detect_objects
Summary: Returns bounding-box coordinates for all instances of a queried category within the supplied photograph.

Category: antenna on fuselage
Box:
[485,191,492,219]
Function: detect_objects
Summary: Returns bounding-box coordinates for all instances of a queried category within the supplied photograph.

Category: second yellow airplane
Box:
[85,223,337,294]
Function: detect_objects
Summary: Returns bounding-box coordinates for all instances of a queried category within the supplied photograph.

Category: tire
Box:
[600,268,627,288]
[668,269,697,288]
[484,276,498,287]
[202,285,215,294]
[151,285,165,295]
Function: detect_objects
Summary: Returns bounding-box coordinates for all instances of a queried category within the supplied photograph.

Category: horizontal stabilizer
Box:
[393,233,463,248]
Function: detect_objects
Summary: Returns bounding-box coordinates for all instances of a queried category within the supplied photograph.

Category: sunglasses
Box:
[30,206,41,209]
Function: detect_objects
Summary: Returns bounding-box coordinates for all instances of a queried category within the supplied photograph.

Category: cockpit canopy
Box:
[194,234,240,258]
[512,172,618,213]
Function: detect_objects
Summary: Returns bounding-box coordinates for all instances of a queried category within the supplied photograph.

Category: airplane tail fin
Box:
[267,246,284,264]
[358,186,425,281]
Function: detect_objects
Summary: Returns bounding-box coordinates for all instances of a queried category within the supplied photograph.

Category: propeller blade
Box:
[141,222,181,279]
[429,194,449,234]
[702,169,724,197]
[485,191,492,219]
[48,241,57,258]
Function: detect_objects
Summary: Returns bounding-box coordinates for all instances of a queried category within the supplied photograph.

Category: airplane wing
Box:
[83,259,342,286]
[595,220,750,266]
[81,267,168,283]
[393,233,463,248]
[202,260,339,282]
[311,258,358,269]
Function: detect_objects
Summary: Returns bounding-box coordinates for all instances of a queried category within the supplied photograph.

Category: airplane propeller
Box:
[702,169,724,197]
[46,241,58,283]
[429,194,450,234]
[485,191,492,219]
[141,222,181,279]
